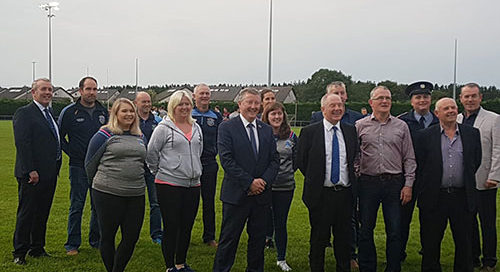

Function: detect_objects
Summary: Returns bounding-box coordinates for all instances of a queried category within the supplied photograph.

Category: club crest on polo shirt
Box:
[99,115,106,125]
[76,118,85,122]
[207,117,215,127]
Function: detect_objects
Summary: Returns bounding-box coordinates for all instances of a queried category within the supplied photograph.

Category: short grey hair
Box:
[321,93,342,107]
[326,81,346,93]
[237,88,260,102]
[194,83,210,94]
[369,85,390,99]
[435,97,456,111]
[31,78,51,91]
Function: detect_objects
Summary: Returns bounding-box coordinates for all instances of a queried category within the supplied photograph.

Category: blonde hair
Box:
[103,98,142,135]
[167,90,195,124]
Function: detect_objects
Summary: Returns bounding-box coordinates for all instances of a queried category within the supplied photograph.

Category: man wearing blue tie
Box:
[213,88,279,272]
[297,93,359,272]
[12,78,62,265]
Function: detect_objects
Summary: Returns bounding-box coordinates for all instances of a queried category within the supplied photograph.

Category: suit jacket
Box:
[416,123,481,212]
[217,116,279,205]
[457,107,500,190]
[297,120,359,209]
[310,108,363,126]
[13,102,61,181]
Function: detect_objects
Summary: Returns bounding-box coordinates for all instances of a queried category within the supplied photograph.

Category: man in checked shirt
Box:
[355,85,416,272]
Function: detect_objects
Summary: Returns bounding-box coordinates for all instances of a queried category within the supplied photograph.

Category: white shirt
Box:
[34,100,60,143]
[323,119,349,187]
[240,114,259,152]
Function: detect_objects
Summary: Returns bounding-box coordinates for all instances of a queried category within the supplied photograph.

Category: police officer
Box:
[134,91,164,244]
[58,77,108,255]
[398,81,439,262]
[191,83,223,247]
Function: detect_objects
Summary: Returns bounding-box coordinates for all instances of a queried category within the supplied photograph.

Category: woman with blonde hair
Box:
[147,90,203,272]
[85,98,147,272]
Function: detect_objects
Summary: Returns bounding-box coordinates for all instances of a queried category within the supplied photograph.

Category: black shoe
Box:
[473,258,482,268]
[265,239,274,249]
[28,249,50,258]
[13,256,26,265]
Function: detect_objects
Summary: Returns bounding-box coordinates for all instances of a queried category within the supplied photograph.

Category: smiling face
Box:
[435,98,458,125]
[134,92,152,116]
[31,80,53,107]
[262,91,276,109]
[369,88,392,115]
[238,93,261,122]
[321,94,345,125]
[116,102,136,130]
[193,85,211,108]
[459,86,482,114]
[267,108,284,130]
[173,95,193,120]
[410,93,431,115]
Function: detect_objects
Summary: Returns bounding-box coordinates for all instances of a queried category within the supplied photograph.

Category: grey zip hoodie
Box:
[146,116,203,187]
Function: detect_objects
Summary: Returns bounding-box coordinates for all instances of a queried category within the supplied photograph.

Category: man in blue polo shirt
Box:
[192,83,223,247]
[58,77,108,255]
[134,91,163,244]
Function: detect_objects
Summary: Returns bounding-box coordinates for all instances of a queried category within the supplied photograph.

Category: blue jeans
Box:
[270,190,294,261]
[64,165,100,251]
[145,170,163,240]
[358,175,403,272]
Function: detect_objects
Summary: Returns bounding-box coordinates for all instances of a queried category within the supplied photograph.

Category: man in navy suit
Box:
[12,78,62,265]
[297,93,359,271]
[213,88,280,272]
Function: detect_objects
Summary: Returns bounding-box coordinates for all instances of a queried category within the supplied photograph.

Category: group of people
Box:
[11,77,498,272]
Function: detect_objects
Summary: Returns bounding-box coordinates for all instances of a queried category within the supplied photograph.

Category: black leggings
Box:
[92,189,145,272]
[156,184,200,268]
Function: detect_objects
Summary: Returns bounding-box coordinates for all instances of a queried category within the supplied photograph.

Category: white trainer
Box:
[277,260,292,271]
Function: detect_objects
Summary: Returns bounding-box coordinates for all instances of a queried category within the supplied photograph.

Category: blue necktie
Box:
[44,108,61,160]
[330,126,340,184]
[247,123,258,159]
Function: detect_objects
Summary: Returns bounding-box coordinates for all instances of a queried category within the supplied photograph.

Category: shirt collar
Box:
[440,123,460,135]
[413,110,432,121]
[33,100,49,112]
[240,114,257,128]
[323,118,340,131]
[463,107,480,118]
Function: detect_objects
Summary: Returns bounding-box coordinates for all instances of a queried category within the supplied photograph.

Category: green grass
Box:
[0,121,498,271]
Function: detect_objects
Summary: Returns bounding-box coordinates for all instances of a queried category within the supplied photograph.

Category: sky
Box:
[1,0,499,89]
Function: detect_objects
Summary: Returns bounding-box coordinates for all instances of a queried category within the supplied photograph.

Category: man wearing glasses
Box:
[355,86,416,272]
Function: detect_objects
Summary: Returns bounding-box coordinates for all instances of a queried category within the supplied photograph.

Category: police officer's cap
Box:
[405,81,433,97]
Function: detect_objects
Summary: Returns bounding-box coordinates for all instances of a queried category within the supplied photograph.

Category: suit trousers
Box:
[400,192,423,261]
[200,163,219,243]
[213,197,269,272]
[471,188,497,268]
[13,176,57,257]
[308,187,352,272]
[420,189,473,272]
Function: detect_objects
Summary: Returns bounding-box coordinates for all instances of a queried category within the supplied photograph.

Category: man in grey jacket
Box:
[457,83,500,272]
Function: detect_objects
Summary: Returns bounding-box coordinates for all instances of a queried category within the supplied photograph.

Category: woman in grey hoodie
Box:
[146,90,203,272]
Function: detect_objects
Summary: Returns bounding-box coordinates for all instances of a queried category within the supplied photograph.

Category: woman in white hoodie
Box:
[146,90,203,272]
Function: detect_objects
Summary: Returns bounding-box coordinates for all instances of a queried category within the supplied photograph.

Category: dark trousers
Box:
[351,197,360,260]
[144,170,163,240]
[213,198,269,272]
[471,188,497,268]
[13,176,57,257]
[92,189,145,272]
[358,175,403,272]
[268,190,294,261]
[200,163,218,243]
[157,184,200,268]
[420,189,473,272]
[308,187,352,272]
[400,191,423,261]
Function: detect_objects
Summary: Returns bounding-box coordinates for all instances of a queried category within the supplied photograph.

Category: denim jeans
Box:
[64,165,100,251]
[270,190,294,261]
[358,175,403,272]
[145,170,163,240]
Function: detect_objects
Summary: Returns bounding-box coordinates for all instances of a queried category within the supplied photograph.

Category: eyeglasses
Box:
[371,96,392,101]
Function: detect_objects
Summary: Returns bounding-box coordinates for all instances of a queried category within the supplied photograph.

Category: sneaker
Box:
[179,264,195,272]
[277,260,292,271]
[265,239,274,249]
[152,237,162,245]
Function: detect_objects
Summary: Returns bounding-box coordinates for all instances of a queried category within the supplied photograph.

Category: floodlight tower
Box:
[40,2,59,81]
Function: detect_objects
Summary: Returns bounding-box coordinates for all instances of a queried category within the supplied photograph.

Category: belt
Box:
[440,187,465,193]
[324,184,351,192]
[361,173,403,181]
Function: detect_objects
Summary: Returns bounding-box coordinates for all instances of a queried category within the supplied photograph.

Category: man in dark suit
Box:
[213,88,279,272]
[12,78,62,265]
[416,97,481,272]
[297,93,359,272]
[310,81,363,126]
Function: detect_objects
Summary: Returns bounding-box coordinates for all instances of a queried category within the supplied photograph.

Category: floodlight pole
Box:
[135,58,139,93]
[453,39,458,100]
[40,2,59,82]
[267,0,273,87]
[32,61,37,82]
